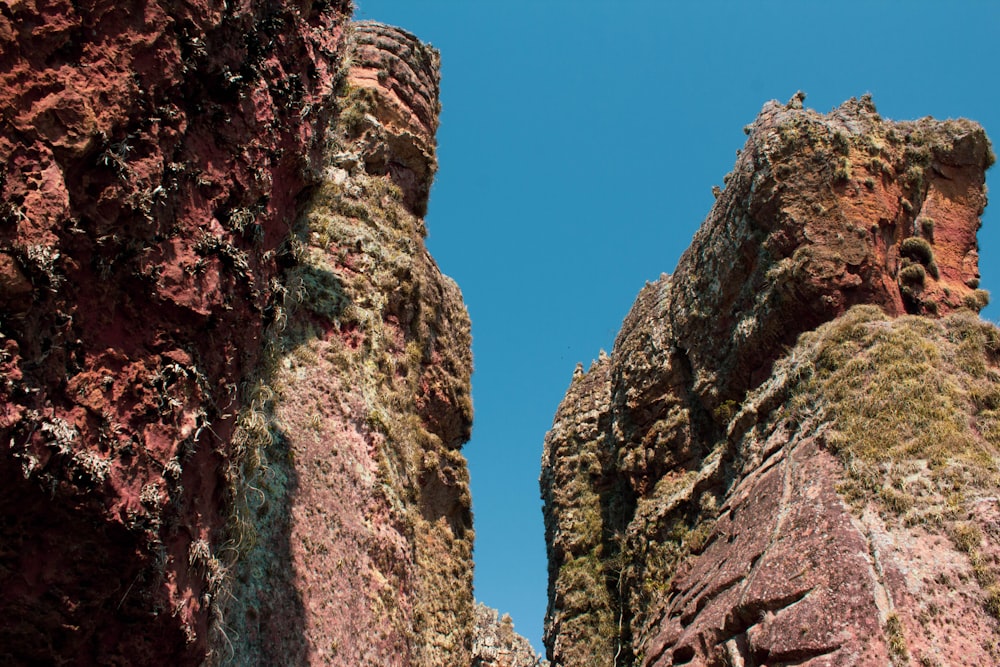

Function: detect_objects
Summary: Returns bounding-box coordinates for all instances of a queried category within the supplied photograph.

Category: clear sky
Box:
[353,1,1000,653]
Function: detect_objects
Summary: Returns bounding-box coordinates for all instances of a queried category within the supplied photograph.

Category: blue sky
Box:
[354,1,1000,653]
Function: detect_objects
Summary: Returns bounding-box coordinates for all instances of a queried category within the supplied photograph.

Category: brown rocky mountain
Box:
[541,94,999,666]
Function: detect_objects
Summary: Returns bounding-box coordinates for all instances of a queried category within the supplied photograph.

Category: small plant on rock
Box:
[919,217,935,242]
[964,289,991,313]
[900,236,939,279]
[899,263,926,288]
[901,237,934,265]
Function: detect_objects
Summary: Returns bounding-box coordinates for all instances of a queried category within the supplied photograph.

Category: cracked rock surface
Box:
[541,96,999,666]
[1,7,477,665]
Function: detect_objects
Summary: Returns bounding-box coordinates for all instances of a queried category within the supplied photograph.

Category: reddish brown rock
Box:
[342,21,442,216]
[0,5,478,666]
[634,308,1000,666]
[670,94,990,412]
[222,24,476,665]
[541,96,999,666]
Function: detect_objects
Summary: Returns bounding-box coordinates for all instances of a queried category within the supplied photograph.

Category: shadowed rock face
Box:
[0,6,476,665]
[0,1,351,662]
[541,96,999,667]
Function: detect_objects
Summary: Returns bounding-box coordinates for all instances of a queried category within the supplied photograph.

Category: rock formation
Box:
[541,94,999,666]
[219,21,478,666]
[0,4,480,665]
[472,602,549,667]
[7,3,1000,665]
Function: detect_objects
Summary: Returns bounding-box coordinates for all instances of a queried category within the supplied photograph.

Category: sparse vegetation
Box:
[337,84,379,137]
[951,522,982,553]
[885,613,909,664]
[216,55,473,662]
[834,156,852,183]
[964,289,991,312]
[986,586,1000,617]
[777,306,1000,619]
[832,130,850,156]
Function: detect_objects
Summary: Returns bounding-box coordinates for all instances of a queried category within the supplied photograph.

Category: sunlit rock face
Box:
[224,22,475,666]
[473,602,550,667]
[542,95,999,666]
[0,6,476,665]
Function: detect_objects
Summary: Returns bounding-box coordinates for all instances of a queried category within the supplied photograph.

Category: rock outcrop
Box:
[1,5,475,665]
[541,95,999,666]
[473,602,549,667]
[223,22,476,666]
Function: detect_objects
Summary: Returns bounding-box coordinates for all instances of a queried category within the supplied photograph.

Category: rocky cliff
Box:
[541,95,999,666]
[0,4,480,664]
[221,21,478,666]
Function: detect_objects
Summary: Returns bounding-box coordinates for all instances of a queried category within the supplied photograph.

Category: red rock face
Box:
[0,1,351,663]
[541,96,998,667]
[207,22,477,667]
[635,308,1000,667]
[670,95,990,412]
[644,435,892,665]
[1,7,482,663]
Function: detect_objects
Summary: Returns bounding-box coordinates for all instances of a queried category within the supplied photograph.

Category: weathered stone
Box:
[223,26,475,663]
[0,7,476,666]
[0,1,352,662]
[541,96,999,666]
[473,602,549,667]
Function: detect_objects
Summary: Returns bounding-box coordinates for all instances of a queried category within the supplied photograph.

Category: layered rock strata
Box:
[542,95,999,666]
[0,6,476,665]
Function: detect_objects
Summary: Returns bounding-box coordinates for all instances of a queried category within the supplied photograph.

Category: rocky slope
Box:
[541,95,999,666]
[0,4,482,665]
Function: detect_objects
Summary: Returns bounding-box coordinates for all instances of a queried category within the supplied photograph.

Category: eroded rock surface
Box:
[0,1,351,662]
[473,602,549,667]
[1,7,476,666]
[224,24,475,665]
[541,96,999,666]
